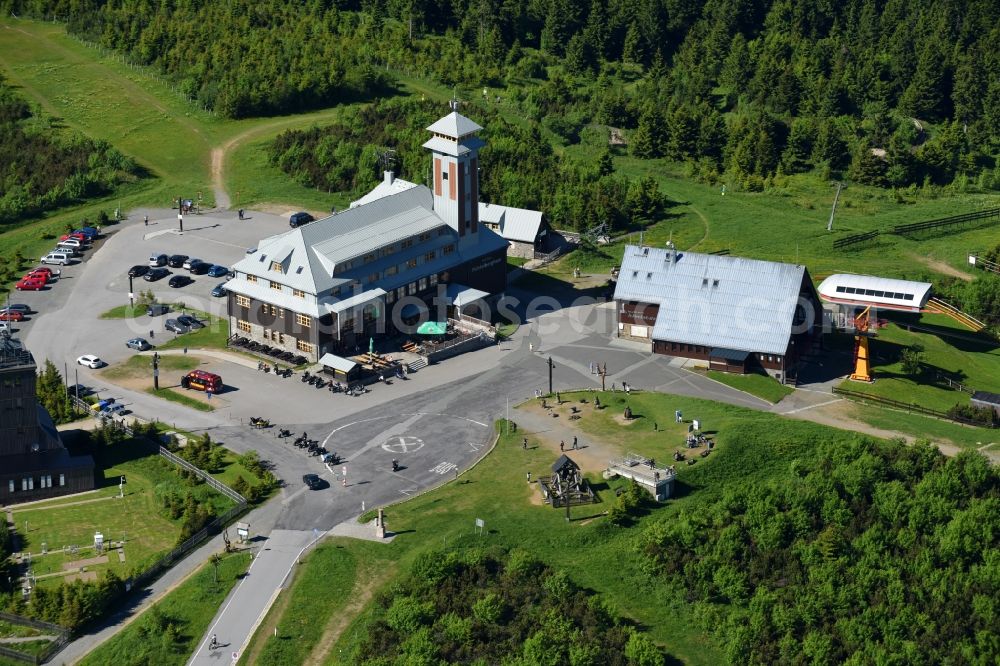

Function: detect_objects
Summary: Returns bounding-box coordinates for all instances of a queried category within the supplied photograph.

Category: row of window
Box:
[385,274,439,304]
[341,230,449,271]
[8,474,65,493]
[235,320,313,354]
[835,286,915,301]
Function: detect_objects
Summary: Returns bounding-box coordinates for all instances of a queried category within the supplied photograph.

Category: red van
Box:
[180,370,223,392]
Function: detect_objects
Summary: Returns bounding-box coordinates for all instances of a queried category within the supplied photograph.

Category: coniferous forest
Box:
[6,0,1000,195]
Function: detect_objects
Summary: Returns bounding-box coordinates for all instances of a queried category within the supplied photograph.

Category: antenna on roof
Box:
[449,92,459,112]
[376,148,397,175]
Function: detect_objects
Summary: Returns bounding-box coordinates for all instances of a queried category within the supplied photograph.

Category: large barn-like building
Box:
[613,244,822,383]
[225,109,508,362]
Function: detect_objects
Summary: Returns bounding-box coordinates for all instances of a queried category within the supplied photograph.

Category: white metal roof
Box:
[329,288,386,314]
[613,245,808,356]
[444,283,489,307]
[817,274,932,310]
[421,135,485,157]
[350,172,417,208]
[426,111,482,138]
[318,354,358,372]
[479,202,544,243]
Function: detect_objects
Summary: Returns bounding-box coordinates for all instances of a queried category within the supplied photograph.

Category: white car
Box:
[182,257,202,270]
[76,355,104,369]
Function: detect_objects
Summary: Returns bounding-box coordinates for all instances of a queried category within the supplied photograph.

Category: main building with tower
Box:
[225,107,510,361]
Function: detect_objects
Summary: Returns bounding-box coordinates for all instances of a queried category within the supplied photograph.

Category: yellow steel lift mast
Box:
[849,306,874,382]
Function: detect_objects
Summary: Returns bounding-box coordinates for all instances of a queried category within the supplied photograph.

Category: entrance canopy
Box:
[319,353,358,373]
[444,283,489,307]
[416,321,448,336]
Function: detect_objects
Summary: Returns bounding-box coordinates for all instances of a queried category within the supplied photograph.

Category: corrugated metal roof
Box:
[478,202,544,243]
[350,174,417,208]
[319,354,358,372]
[329,288,386,314]
[426,111,482,138]
[613,245,806,355]
[445,283,489,306]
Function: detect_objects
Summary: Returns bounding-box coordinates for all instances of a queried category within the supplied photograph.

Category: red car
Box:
[0,310,25,321]
[15,278,45,291]
[60,233,87,242]
[30,266,55,276]
[24,271,54,283]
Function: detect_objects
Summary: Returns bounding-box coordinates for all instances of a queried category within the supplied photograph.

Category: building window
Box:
[297,340,314,353]
[381,244,396,256]
[430,273,439,286]
[246,274,257,283]
[270,261,284,273]
[407,282,417,295]
[396,287,405,301]
[59,474,65,487]
[277,332,285,344]
[407,258,418,269]
[296,314,311,328]
[237,319,251,333]
[424,251,436,262]
[364,252,377,263]
[269,281,282,291]
[442,170,449,180]
[418,277,428,291]
[419,232,431,242]
[443,244,455,255]
[401,239,414,249]
[368,272,379,283]
[385,265,397,277]
[293,289,305,298]
[236,295,250,308]
[342,317,354,330]
[386,290,396,304]
[8,480,13,493]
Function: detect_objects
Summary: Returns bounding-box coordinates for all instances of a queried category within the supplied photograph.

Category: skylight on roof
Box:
[296,267,304,274]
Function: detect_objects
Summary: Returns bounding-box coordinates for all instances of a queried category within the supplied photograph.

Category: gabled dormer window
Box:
[270,261,284,273]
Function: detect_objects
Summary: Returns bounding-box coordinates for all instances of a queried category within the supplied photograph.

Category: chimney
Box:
[384,170,394,185]
[665,240,677,264]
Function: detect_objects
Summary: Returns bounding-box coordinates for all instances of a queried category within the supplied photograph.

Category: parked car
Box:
[0,304,32,315]
[144,267,169,282]
[289,211,314,228]
[211,283,228,297]
[164,318,190,333]
[176,315,204,329]
[302,474,323,490]
[74,227,100,240]
[128,265,150,278]
[102,402,126,416]
[57,238,84,249]
[0,310,25,321]
[182,257,201,270]
[167,254,188,268]
[76,354,104,369]
[25,270,56,283]
[146,303,169,316]
[30,267,56,277]
[168,275,193,288]
[66,383,92,397]
[148,253,168,267]
[54,244,82,256]
[188,261,210,275]
[126,337,151,351]
[245,247,257,255]
[207,264,230,278]
[0,322,12,333]
[14,278,45,291]
[40,252,71,266]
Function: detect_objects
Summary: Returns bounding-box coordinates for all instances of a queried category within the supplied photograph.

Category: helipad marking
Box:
[320,412,487,449]
[381,436,424,454]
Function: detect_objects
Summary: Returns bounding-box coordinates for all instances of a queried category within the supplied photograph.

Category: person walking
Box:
[559,440,564,451]
[143,214,149,226]
[522,437,528,450]
[572,436,578,450]
[209,634,218,650]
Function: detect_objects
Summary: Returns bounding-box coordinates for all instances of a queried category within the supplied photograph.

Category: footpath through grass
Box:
[78,552,252,666]
[243,390,903,665]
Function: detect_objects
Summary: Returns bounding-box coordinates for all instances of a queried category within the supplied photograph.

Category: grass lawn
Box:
[78,552,252,666]
[507,256,529,269]
[12,441,234,584]
[836,313,1000,412]
[99,304,146,319]
[245,390,896,665]
[101,354,198,381]
[705,369,794,403]
[146,387,215,412]
[848,403,998,451]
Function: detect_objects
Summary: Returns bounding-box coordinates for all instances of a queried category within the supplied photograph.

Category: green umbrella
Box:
[416,321,448,336]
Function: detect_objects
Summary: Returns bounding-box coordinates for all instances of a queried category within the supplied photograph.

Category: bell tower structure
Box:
[423,101,484,247]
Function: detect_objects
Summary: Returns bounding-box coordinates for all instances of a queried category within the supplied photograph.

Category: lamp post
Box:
[128,275,134,308]
[547,356,554,396]
[152,351,160,391]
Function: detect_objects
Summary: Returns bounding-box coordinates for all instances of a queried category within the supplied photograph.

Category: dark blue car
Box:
[211,283,228,297]
[207,264,230,278]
